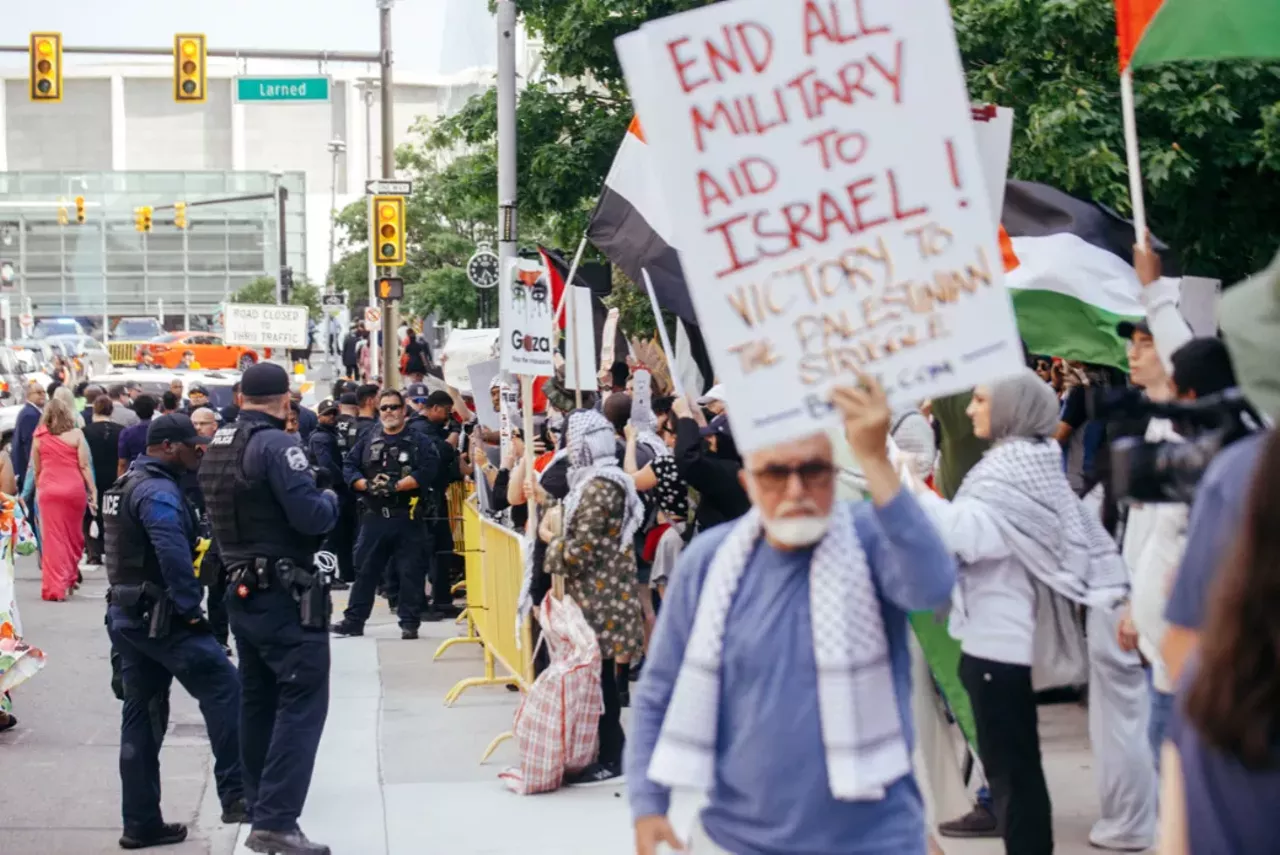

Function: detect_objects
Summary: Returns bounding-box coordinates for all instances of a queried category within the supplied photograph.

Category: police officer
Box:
[199,363,339,855]
[353,383,380,440]
[413,387,466,621]
[331,389,439,640]
[104,413,246,850]
[307,399,355,589]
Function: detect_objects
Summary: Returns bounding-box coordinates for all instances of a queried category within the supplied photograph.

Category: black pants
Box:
[428,519,455,607]
[960,654,1054,855]
[599,658,625,768]
[346,512,431,630]
[227,587,329,833]
[207,565,229,648]
[84,491,107,562]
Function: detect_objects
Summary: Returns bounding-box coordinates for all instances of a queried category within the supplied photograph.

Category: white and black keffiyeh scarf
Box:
[957,437,1128,606]
[648,503,910,801]
[562,409,644,548]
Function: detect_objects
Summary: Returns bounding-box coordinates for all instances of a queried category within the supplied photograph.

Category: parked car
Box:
[135,332,258,371]
[108,317,166,365]
[88,368,244,414]
[47,334,114,378]
[31,317,86,338]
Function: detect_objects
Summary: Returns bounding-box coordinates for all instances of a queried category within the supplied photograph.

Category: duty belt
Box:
[227,557,315,594]
[107,582,173,639]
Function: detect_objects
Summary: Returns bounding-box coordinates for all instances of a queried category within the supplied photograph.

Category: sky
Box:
[1,0,497,76]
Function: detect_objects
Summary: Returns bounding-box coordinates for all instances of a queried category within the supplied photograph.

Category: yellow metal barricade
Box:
[436,496,534,709]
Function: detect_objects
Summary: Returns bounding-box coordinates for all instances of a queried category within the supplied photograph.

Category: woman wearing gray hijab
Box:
[912,369,1154,855]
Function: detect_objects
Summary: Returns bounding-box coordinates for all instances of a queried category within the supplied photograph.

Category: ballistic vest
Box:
[103,461,185,588]
[199,421,319,565]
[359,428,419,512]
[335,414,359,453]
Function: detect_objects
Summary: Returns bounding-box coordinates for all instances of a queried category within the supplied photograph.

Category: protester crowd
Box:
[2,245,1275,855]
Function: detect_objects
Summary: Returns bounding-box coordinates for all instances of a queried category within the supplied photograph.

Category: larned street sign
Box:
[365,179,412,196]
[235,76,331,104]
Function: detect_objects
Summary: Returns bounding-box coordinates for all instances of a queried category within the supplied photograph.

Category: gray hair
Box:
[987,369,1060,441]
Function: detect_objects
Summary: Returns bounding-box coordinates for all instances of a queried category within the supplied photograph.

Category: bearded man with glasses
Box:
[629,377,957,855]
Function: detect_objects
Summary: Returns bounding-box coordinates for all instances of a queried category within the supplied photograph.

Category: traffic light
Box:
[75,195,86,224]
[372,195,406,267]
[376,277,404,302]
[174,201,187,230]
[29,33,62,102]
[134,206,153,233]
[173,34,207,103]
[57,200,68,227]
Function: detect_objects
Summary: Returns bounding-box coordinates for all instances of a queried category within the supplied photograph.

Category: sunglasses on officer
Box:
[379,403,403,413]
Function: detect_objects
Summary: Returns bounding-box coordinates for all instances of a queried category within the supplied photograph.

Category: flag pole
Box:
[641,269,684,400]
[1120,68,1150,251]
[551,234,589,409]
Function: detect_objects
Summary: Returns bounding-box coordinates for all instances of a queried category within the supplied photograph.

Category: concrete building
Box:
[0,11,541,327]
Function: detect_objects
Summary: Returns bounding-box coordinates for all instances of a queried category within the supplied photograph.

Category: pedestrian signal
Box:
[29,33,62,102]
[371,195,406,267]
[174,34,207,103]
[376,277,404,302]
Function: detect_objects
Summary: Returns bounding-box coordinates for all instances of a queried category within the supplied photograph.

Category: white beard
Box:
[763,515,831,548]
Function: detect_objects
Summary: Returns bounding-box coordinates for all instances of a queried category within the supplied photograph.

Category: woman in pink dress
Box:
[31,395,95,601]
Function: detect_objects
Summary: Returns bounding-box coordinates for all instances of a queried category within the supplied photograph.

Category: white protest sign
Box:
[564,286,598,391]
[499,383,520,462]
[972,105,1014,231]
[467,358,502,431]
[630,369,656,432]
[500,257,555,376]
[224,303,309,349]
[618,0,1023,451]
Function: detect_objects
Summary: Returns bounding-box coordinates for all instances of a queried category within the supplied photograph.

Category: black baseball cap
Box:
[1116,319,1152,340]
[405,382,430,402]
[241,362,290,396]
[339,392,358,406]
[147,413,210,447]
[1171,337,1237,398]
[317,398,340,415]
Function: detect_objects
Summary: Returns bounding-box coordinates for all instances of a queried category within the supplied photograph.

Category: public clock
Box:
[467,248,501,290]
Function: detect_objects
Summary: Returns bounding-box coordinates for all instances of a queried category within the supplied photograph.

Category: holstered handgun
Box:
[277,558,330,630]
[147,586,173,639]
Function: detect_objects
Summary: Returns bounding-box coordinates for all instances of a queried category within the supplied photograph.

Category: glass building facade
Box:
[0,170,306,327]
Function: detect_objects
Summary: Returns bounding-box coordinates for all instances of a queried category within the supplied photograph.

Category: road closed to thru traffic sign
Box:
[225,303,309,349]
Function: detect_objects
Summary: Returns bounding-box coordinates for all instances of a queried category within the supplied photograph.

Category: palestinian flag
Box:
[1001,180,1177,370]
[586,117,716,393]
[538,244,627,368]
[1117,0,1280,69]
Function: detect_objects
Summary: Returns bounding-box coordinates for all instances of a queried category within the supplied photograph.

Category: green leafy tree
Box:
[231,275,321,320]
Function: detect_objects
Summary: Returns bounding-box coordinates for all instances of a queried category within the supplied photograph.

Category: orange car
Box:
[137,332,259,371]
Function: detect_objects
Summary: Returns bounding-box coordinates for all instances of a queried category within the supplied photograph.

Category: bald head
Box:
[190,407,218,438]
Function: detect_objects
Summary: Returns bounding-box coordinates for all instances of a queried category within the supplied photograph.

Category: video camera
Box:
[1098,388,1265,504]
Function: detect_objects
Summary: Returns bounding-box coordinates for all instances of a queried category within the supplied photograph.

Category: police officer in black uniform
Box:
[104,413,246,850]
[353,383,380,441]
[412,387,466,620]
[307,399,355,589]
[331,389,440,640]
[198,363,339,855]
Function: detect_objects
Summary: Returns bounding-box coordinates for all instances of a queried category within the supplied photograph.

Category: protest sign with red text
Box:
[617,0,1023,451]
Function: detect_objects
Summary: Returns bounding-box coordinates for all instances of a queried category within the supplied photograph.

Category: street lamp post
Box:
[326,138,347,378]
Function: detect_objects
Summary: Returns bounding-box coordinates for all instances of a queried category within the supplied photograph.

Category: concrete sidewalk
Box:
[223,601,1130,855]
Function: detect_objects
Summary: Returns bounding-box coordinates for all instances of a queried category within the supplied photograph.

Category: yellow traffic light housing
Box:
[174,202,188,230]
[372,195,406,267]
[29,33,63,102]
[75,195,86,224]
[134,206,153,233]
[173,34,207,103]
[57,200,68,226]
[376,277,404,302]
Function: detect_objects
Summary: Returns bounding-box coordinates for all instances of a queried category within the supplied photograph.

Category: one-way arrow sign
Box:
[365,179,413,196]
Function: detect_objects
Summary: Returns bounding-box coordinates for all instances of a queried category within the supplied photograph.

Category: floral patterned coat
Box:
[544,478,645,660]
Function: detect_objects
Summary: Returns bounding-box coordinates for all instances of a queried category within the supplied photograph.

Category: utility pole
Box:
[378,0,398,388]
[496,0,518,327]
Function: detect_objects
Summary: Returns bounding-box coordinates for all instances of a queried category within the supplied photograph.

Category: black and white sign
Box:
[467,248,501,290]
[365,179,413,196]
[322,292,346,307]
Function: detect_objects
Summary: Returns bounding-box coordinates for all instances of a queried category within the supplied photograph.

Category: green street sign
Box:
[235,75,331,104]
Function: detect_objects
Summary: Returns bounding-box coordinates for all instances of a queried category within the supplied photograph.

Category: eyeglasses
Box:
[749,460,836,491]
[379,404,402,413]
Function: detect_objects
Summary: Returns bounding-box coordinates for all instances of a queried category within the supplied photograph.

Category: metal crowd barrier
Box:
[433,492,533,722]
